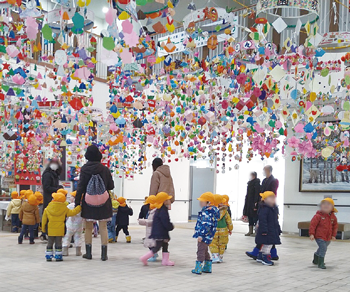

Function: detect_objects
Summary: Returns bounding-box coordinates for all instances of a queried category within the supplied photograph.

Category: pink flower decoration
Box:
[287,136,300,148]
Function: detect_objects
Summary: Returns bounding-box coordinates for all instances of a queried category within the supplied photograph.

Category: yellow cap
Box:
[117,197,126,207]
[222,194,230,206]
[57,189,68,196]
[260,191,275,201]
[321,198,338,213]
[70,191,77,197]
[25,190,33,199]
[11,191,19,199]
[19,190,26,200]
[213,194,223,207]
[154,192,173,209]
[34,192,43,204]
[197,192,214,204]
[28,194,38,206]
[52,193,66,203]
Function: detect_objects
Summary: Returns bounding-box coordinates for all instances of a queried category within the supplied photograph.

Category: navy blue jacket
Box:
[261,175,279,195]
[150,204,174,240]
[255,202,281,245]
[116,205,133,226]
[139,204,150,219]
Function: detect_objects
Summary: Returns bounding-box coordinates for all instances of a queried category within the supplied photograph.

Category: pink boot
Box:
[140,251,154,266]
[162,252,175,266]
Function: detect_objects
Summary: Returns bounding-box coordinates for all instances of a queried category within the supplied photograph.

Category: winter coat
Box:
[309,210,338,241]
[193,206,220,244]
[6,199,22,216]
[261,175,279,195]
[66,203,83,232]
[150,204,174,240]
[42,201,81,237]
[215,207,233,236]
[149,165,175,202]
[75,161,114,220]
[243,178,261,218]
[139,204,150,219]
[19,202,40,226]
[42,168,61,209]
[255,202,281,245]
[116,205,133,226]
[139,208,157,248]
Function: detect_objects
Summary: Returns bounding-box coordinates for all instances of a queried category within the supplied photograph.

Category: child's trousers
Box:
[19,224,35,243]
[107,214,117,240]
[47,236,63,249]
[315,239,330,257]
[11,214,20,232]
[63,229,83,247]
[116,225,129,236]
[151,240,169,254]
[209,234,229,255]
[197,241,211,262]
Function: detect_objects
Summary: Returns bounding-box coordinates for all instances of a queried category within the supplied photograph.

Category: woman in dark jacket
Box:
[75,145,114,261]
[42,158,62,210]
[243,172,261,236]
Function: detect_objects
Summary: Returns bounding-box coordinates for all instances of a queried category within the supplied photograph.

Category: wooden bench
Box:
[298,221,350,240]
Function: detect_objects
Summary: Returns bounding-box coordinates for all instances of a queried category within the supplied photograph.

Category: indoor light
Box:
[102,7,108,13]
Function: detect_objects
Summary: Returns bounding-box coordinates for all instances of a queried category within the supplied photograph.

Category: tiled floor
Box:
[1,222,349,292]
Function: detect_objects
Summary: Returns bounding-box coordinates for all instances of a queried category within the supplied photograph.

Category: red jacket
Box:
[309,210,338,241]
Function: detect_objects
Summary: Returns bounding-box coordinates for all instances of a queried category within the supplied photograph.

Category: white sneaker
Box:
[219,255,223,263]
[212,253,221,263]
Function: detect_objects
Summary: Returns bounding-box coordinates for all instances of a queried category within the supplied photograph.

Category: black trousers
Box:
[248,216,258,227]
[151,240,169,254]
[116,225,129,236]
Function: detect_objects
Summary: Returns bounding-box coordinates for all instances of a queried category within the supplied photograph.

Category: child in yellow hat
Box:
[115,197,133,243]
[309,198,338,269]
[62,191,84,257]
[254,191,281,266]
[140,192,174,266]
[6,191,22,232]
[138,195,158,262]
[209,195,233,263]
[18,194,40,244]
[108,193,120,243]
[42,193,81,262]
[192,192,220,275]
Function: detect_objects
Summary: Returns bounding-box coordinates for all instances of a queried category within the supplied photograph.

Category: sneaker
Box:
[261,254,274,266]
[30,242,35,245]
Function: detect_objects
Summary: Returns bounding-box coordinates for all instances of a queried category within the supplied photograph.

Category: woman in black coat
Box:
[243,172,261,236]
[75,145,114,261]
[42,158,62,210]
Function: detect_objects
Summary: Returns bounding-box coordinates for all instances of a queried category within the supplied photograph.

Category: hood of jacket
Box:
[22,201,37,213]
[155,165,171,177]
[12,199,22,208]
[45,202,68,217]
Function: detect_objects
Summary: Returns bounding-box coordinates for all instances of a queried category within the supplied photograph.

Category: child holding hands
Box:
[192,192,219,275]
[309,198,338,269]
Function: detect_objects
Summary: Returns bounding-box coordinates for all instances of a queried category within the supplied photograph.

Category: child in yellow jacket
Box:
[42,193,81,262]
[209,195,233,263]
[6,191,22,232]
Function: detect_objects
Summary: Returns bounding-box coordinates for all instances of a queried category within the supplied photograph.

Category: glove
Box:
[5,215,10,221]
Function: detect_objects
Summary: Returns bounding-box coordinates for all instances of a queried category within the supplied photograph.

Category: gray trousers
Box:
[47,236,63,249]
[315,239,330,257]
[197,241,210,262]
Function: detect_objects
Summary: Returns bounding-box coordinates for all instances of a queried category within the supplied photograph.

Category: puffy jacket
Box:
[149,165,175,202]
[19,202,40,226]
[193,206,220,244]
[216,207,233,236]
[309,210,338,241]
[255,202,282,245]
[139,208,156,248]
[42,201,81,237]
[66,203,83,232]
[116,205,133,226]
[150,204,174,240]
[6,199,22,216]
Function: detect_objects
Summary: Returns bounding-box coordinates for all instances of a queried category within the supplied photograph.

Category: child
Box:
[139,196,150,219]
[192,192,219,275]
[115,197,133,243]
[6,191,22,232]
[62,191,84,256]
[140,192,174,266]
[138,195,158,262]
[255,191,281,266]
[309,198,338,269]
[210,194,233,263]
[108,194,120,243]
[18,194,40,244]
[42,192,81,262]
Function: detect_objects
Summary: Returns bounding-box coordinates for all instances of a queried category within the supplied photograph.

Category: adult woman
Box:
[75,145,114,261]
[149,158,175,202]
[42,158,62,210]
[243,172,261,236]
